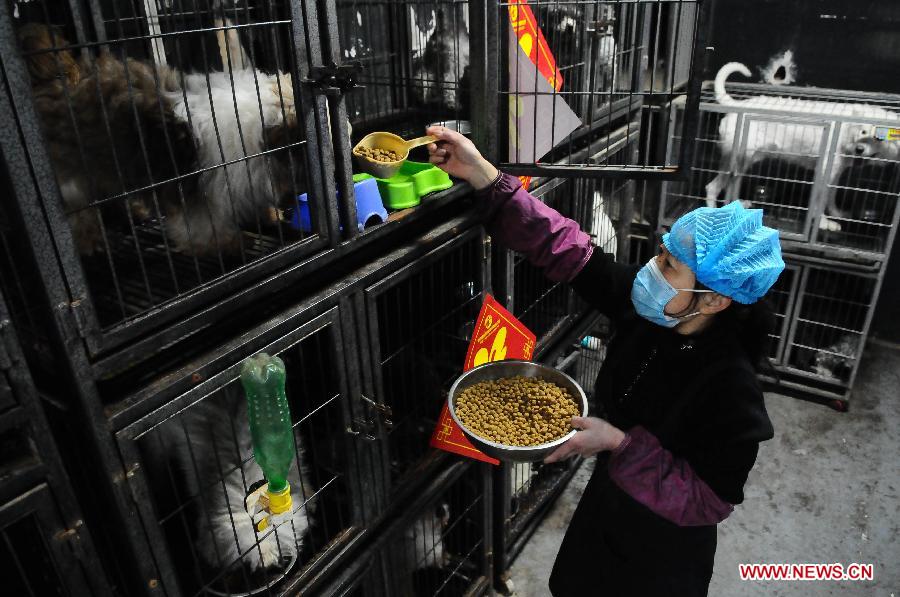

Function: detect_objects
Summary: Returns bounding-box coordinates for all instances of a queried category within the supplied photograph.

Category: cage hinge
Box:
[303,62,364,96]
[65,299,89,339]
[0,320,12,371]
[483,235,492,261]
[54,519,84,543]
[346,417,378,441]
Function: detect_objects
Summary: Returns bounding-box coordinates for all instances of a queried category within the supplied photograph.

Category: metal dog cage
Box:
[354,226,487,495]
[0,288,112,596]
[117,310,367,596]
[763,257,884,406]
[0,0,472,375]
[13,213,484,596]
[660,84,900,264]
[492,0,710,179]
[314,460,493,597]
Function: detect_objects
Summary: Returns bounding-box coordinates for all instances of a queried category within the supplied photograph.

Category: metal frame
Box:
[317,460,494,597]
[59,213,485,596]
[766,262,801,366]
[493,0,713,179]
[115,307,371,596]
[0,0,480,378]
[774,258,883,404]
[660,84,900,264]
[0,289,112,595]
[359,226,489,495]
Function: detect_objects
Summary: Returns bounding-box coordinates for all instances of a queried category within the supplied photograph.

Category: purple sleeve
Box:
[608,426,735,526]
[475,173,593,283]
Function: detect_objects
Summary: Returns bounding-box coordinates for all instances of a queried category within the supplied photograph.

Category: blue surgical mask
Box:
[631,258,713,328]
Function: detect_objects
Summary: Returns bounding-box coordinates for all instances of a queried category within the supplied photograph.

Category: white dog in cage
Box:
[161,385,315,574]
[403,502,451,569]
[706,62,900,231]
[21,21,349,257]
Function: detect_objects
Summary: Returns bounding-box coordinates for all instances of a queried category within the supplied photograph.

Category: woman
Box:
[426,126,782,596]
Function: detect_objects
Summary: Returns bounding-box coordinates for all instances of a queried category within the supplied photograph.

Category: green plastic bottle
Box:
[241,353,295,511]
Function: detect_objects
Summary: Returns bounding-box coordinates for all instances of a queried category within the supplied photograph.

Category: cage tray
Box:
[369,161,453,210]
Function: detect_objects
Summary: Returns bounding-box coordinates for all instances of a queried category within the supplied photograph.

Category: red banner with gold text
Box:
[508,0,564,91]
[429,294,537,464]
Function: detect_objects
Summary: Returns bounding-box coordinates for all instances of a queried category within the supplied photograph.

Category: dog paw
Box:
[819,216,842,232]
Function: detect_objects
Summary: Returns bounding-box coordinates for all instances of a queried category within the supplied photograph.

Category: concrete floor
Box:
[508,343,900,596]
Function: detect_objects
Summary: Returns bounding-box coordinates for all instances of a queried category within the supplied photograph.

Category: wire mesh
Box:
[370,234,483,488]
[9,0,322,333]
[337,0,472,139]
[662,85,900,257]
[785,266,877,388]
[134,328,356,596]
[379,464,489,597]
[500,0,704,175]
[765,263,799,366]
[1,490,69,596]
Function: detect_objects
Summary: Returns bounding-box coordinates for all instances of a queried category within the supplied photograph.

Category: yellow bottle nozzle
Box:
[266,485,292,515]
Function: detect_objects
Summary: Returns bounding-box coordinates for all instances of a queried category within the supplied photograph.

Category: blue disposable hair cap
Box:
[662,202,785,304]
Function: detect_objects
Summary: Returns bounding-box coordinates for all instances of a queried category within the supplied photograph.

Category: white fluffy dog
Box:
[706,62,900,230]
[164,69,300,253]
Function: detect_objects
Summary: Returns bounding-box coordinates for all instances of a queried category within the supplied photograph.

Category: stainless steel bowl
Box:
[447,360,588,463]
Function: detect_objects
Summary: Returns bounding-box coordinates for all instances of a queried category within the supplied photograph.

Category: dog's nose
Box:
[855,144,866,156]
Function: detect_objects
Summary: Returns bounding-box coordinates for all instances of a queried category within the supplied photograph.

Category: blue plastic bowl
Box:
[291,176,388,233]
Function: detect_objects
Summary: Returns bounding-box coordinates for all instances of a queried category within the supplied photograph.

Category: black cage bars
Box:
[356,225,488,496]
[0,0,475,377]
[0,0,338,358]
[0,288,113,596]
[60,213,484,596]
[116,307,370,596]
[311,460,493,597]
[494,0,711,179]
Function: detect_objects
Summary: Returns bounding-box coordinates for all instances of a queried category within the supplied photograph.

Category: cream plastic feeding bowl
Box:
[447,360,588,463]
[352,132,437,178]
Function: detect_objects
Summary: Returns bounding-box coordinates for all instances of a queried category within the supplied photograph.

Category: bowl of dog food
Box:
[447,360,588,463]
[352,132,437,178]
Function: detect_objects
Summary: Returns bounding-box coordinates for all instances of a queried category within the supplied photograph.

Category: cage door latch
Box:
[303,62,364,96]
[346,393,392,440]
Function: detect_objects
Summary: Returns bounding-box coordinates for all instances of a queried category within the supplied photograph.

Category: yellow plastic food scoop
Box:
[352,132,438,179]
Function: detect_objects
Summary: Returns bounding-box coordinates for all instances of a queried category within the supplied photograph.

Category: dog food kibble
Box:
[454,377,580,447]
[354,146,402,163]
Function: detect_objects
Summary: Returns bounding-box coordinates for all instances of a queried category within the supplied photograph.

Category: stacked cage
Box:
[1,0,473,375]
[0,0,711,594]
[105,217,490,595]
[660,82,900,405]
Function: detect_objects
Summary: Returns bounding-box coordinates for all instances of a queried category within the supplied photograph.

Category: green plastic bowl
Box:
[372,161,453,209]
